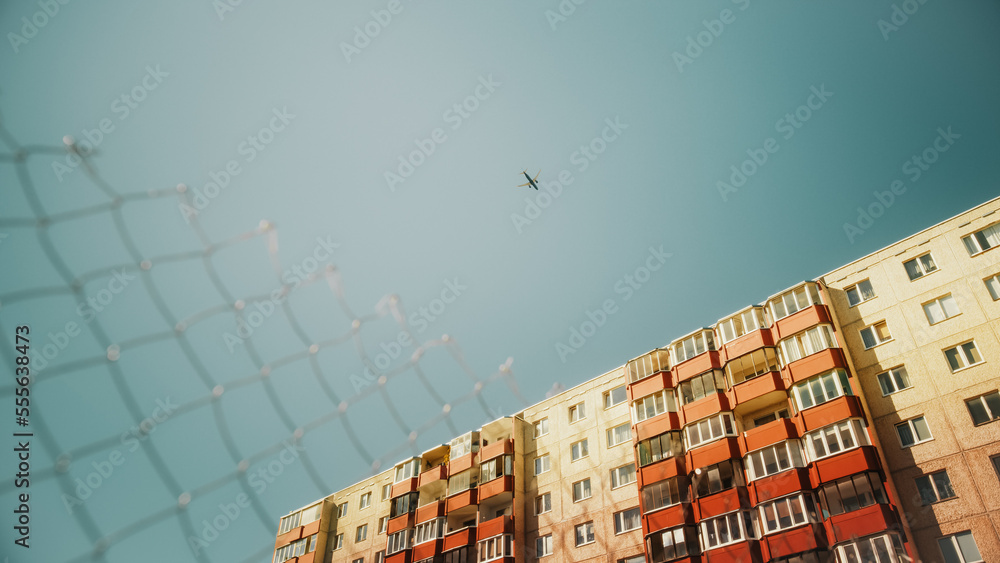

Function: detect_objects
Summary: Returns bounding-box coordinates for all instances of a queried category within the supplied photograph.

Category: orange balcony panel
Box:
[798,395,864,433]
[749,468,811,504]
[635,412,681,441]
[443,527,477,551]
[785,348,848,385]
[477,514,513,540]
[629,371,671,402]
[480,438,513,462]
[675,351,723,383]
[681,393,731,426]
[479,475,514,501]
[448,452,477,476]
[415,500,446,525]
[774,304,832,340]
[695,486,749,521]
[301,520,320,537]
[386,551,412,563]
[418,464,448,488]
[387,512,415,535]
[742,418,798,454]
[638,457,685,488]
[446,488,478,513]
[412,539,443,561]
[702,539,763,563]
[723,329,774,360]
[275,528,301,548]
[760,524,826,561]
[730,371,785,407]
[391,478,418,498]
[810,446,882,487]
[688,437,741,470]
[644,503,693,535]
[826,503,898,545]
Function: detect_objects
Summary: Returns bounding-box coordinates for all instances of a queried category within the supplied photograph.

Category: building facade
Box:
[272,197,1000,563]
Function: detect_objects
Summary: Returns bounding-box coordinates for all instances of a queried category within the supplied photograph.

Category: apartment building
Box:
[271,196,1000,563]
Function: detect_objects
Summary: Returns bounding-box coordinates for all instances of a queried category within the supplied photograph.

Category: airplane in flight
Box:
[518,169,541,190]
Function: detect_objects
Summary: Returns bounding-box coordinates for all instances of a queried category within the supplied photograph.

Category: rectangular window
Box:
[962,223,1000,256]
[846,279,876,307]
[390,492,419,518]
[632,389,676,423]
[818,472,887,518]
[333,533,344,550]
[770,284,822,320]
[646,527,690,561]
[604,385,627,408]
[717,307,768,344]
[353,558,364,563]
[413,518,446,545]
[337,502,348,518]
[572,478,592,502]
[726,347,779,385]
[571,439,589,461]
[278,511,301,534]
[836,534,908,563]
[534,418,549,438]
[745,440,805,481]
[607,423,630,447]
[359,492,371,510]
[480,455,512,483]
[534,454,550,475]
[569,401,586,423]
[896,416,933,448]
[375,551,385,563]
[904,252,938,280]
[450,433,475,459]
[938,531,984,563]
[637,431,683,467]
[779,325,837,365]
[758,494,814,534]
[574,521,595,546]
[694,460,744,498]
[448,469,477,496]
[916,470,956,505]
[985,274,1000,301]
[685,412,737,449]
[534,492,551,515]
[700,511,757,550]
[860,321,892,349]
[378,516,388,534]
[610,463,636,489]
[477,534,513,562]
[792,369,852,411]
[805,419,870,461]
[642,476,688,512]
[535,534,552,557]
[394,459,421,482]
[965,391,1000,426]
[751,408,789,428]
[356,524,368,542]
[673,330,715,364]
[877,366,912,396]
[627,349,670,383]
[614,507,641,534]
[387,530,411,555]
[924,294,961,325]
[618,557,645,563]
[679,369,726,405]
[946,341,984,372]
[381,484,391,501]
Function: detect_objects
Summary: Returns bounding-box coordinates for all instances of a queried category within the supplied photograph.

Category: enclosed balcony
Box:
[478,455,514,502]
[717,306,772,355]
[742,417,796,454]
[445,467,478,512]
[443,526,477,552]
[627,347,670,384]
[447,431,480,475]
[476,513,513,541]
[768,282,824,326]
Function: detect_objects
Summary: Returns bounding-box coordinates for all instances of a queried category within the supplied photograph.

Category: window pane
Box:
[897,423,914,446]
[942,295,960,318]
[913,417,931,441]
[861,329,876,349]
[955,531,983,562]
[987,276,1000,300]
[967,398,990,425]
[920,254,937,272]
[946,348,963,371]
[905,259,922,280]
[925,301,945,324]
[984,393,1000,420]
[962,342,982,364]
[932,472,955,499]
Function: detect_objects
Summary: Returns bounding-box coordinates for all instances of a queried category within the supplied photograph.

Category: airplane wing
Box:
[532,170,541,182]
[517,182,530,187]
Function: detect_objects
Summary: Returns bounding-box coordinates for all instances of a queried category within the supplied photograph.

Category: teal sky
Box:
[2,1,999,562]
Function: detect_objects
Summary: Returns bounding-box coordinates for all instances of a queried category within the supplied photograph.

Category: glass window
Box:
[394,458,421,482]
[806,419,870,461]
[778,325,838,365]
[535,492,551,515]
[758,494,814,534]
[836,533,908,563]
[378,516,388,534]
[536,534,553,557]
[381,483,391,501]
[534,454,550,475]
[358,493,371,510]
[984,274,1000,301]
[717,307,768,344]
[413,518,445,545]
[278,511,301,534]
[534,418,549,438]
[685,412,737,449]
[945,341,984,372]
[646,527,691,562]
[448,468,477,495]
[614,508,641,534]
[337,502,348,518]
[477,534,513,562]
[745,440,805,481]
[390,492,419,518]
[637,431,682,467]
[333,533,344,550]
[770,284,822,320]
[916,470,956,505]
[574,522,595,546]
[569,401,586,423]
[726,347,779,385]
[693,460,744,498]
[672,330,716,363]
[965,391,1000,426]
[846,279,876,306]
[700,511,757,550]
[924,294,961,325]
[571,439,589,461]
[610,463,636,489]
[679,370,726,405]
[877,366,912,396]
[904,252,938,280]
[818,472,886,519]
[642,476,688,512]
[605,385,627,408]
[792,369,852,410]
[572,478,592,502]
[632,389,676,423]
[607,423,631,447]
[627,349,670,383]
[356,523,368,542]
[962,223,1000,256]
[938,531,984,563]
[449,433,476,459]
[480,455,512,483]
[860,321,892,349]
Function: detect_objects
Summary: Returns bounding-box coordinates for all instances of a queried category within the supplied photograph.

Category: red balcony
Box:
[742,418,797,454]
[387,512,415,535]
[688,437,741,470]
[773,304,832,340]
[448,452,477,475]
[443,526,477,551]
[415,500,446,524]
[418,464,448,488]
[638,456,685,488]
[412,538,443,561]
[681,393,731,426]
[826,503,898,544]
[386,551,412,563]
[760,523,826,561]
[797,395,864,433]
[784,348,848,384]
[749,468,811,504]
[477,514,513,540]
[635,412,682,441]
[723,329,774,360]
[810,446,882,487]
[391,478,418,498]
[301,519,320,537]
[275,527,301,548]
[701,539,763,563]
[629,371,672,402]
[695,486,749,520]
[479,475,514,501]
[480,438,513,462]
[298,552,317,563]
[675,351,723,383]
[644,503,693,536]
[730,371,785,407]
[446,488,478,512]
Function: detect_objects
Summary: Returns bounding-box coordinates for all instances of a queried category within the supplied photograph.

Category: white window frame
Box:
[904,252,938,281]
[613,507,641,535]
[745,440,806,481]
[699,510,758,551]
[938,531,984,563]
[642,477,685,512]
[923,294,960,325]
[632,389,676,423]
[627,349,670,383]
[945,341,984,372]
[672,330,715,364]
[792,369,852,411]
[915,470,956,505]
[610,463,636,489]
[717,307,768,344]
[387,530,411,555]
[536,534,553,557]
[569,401,586,424]
[770,283,823,321]
[757,493,814,535]
[333,533,345,551]
[836,533,908,563]
[984,273,1000,301]
[860,320,892,349]
[877,366,912,396]
[572,478,592,502]
[778,324,838,365]
[413,518,445,545]
[965,391,1000,426]
[378,516,388,534]
[684,412,737,450]
[846,279,876,307]
[278,511,301,534]
[574,521,596,546]
[571,438,589,462]
[604,385,627,409]
[534,454,550,475]
[962,223,1000,256]
[805,418,870,462]
[394,458,421,483]
[381,483,391,501]
[895,416,933,448]
[534,418,549,438]
[534,492,551,515]
[337,502,348,518]
[607,422,630,448]
[359,492,371,510]
[477,534,513,563]
[356,523,368,542]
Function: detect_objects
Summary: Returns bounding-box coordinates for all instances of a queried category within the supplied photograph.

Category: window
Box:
[726,347,779,385]
[685,412,737,449]
[607,423,630,447]
[618,557,645,563]
[962,223,1000,256]
[860,321,892,349]
[965,391,1000,425]
[534,418,549,438]
[700,511,757,550]
[717,307,768,344]
[571,439,589,461]
[450,433,476,458]
[275,534,319,562]
[337,502,348,518]
[387,529,411,555]
[751,408,789,429]
[353,558,364,563]
[278,511,301,534]
[332,533,344,550]
[390,492,418,518]
[356,523,368,542]
[924,293,961,325]
[694,460,744,498]
[984,273,1000,300]
[632,389,676,423]
[359,492,371,510]
[817,472,887,518]
[770,283,823,320]
[642,476,688,512]
[904,252,938,280]
[569,401,586,423]
[574,521,595,546]
[381,483,391,501]
[916,470,956,505]
[534,454,550,475]
[604,385,627,408]
[896,416,933,447]
[877,366,912,396]
[792,369,853,410]
[646,527,692,562]
[673,330,715,364]
[938,531,984,563]
[836,533,908,563]
[300,503,321,525]
[846,279,876,306]
[572,478,592,502]
[610,463,636,489]
[637,431,683,467]
[534,492,551,515]
[779,324,838,365]
[536,534,552,557]
[477,534,513,562]
[394,458,421,482]
[805,419,870,461]
[614,507,641,534]
[448,468,477,495]
[627,349,670,383]
[679,369,726,405]
[375,551,386,563]
[413,518,445,544]
[758,494,814,534]
[480,455,512,483]
[745,441,805,481]
[378,516,388,534]
[946,341,983,372]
